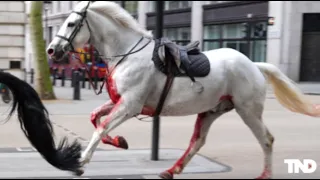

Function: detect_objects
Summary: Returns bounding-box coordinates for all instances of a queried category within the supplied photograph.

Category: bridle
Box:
[55,2,92,53]
[54,1,152,95]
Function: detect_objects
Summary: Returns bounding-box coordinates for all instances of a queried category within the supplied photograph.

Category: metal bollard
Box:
[71,68,75,87]
[30,69,34,84]
[23,68,26,81]
[81,68,86,89]
[73,71,81,100]
[61,68,65,87]
[94,67,98,89]
[52,68,57,86]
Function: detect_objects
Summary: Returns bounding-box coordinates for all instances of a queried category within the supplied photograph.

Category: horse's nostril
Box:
[47,48,54,56]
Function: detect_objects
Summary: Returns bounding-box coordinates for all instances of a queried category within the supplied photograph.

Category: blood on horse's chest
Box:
[106,76,121,104]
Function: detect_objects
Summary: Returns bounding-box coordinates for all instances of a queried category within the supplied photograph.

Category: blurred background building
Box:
[0,1,26,79]
[24,1,320,82]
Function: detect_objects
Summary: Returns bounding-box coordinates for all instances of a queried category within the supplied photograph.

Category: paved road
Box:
[1,86,320,179]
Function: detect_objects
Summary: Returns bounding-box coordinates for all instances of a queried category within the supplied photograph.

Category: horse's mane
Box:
[87,1,153,38]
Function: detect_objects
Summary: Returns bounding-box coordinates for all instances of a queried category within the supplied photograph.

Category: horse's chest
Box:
[106,76,121,104]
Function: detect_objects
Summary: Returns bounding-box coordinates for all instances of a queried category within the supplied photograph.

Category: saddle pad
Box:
[151,39,211,78]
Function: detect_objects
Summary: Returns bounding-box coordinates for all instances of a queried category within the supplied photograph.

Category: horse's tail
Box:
[254,62,320,117]
[0,71,82,173]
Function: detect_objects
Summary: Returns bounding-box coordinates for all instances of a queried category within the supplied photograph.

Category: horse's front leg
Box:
[90,100,128,149]
[80,97,142,168]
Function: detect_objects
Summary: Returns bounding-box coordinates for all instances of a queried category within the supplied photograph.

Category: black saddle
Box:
[152,37,210,82]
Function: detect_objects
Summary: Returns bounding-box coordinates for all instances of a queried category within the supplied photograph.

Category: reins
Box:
[70,36,152,95]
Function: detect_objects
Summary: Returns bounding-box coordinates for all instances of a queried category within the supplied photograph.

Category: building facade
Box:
[24,1,320,82]
[267,1,320,82]
[0,1,26,79]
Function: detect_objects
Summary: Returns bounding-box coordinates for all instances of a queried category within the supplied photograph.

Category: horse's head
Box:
[47,1,153,62]
[46,1,92,62]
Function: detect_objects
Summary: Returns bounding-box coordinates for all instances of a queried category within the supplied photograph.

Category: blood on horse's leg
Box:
[101,135,128,149]
[159,112,222,179]
[90,100,114,128]
[90,100,128,149]
[81,98,135,166]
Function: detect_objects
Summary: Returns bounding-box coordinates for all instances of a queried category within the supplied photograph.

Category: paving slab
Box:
[0,148,229,179]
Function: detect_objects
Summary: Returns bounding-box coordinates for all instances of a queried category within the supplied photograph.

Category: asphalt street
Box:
[0,84,320,179]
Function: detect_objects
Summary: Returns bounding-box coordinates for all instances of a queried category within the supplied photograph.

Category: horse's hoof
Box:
[255,169,271,179]
[159,171,173,179]
[255,177,270,180]
[117,136,129,150]
[255,174,271,179]
[73,169,84,176]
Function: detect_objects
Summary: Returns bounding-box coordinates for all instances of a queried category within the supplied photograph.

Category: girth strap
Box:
[153,52,175,117]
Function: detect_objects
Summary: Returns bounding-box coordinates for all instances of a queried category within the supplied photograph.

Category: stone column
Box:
[191,1,204,50]
[138,1,148,29]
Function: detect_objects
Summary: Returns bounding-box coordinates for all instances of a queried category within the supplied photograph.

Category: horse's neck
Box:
[87,12,143,68]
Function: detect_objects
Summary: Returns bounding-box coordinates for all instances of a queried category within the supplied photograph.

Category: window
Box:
[251,40,267,62]
[207,1,234,4]
[165,1,191,11]
[203,41,220,51]
[223,41,250,56]
[202,22,267,62]
[203,25,220,39]
[148,1,191,12]
[10,61,21,69]
[163,27,191,45]
[222,23,247,39]
[251,22,267,39]
[125,1,138,15]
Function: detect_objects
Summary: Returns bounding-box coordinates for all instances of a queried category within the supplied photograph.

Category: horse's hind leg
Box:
[90,100,128,149]
[160,100,234,179]
[235,103,274,179]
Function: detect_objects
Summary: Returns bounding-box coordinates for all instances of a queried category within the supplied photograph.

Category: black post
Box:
[61,68,65,87]
[71,68,75,87]
[88,68,91,90]
[30,68,34,84]
[94,68,98,89]
[73,71,81,100]
[52,68,57,86]
[23,68,26,81]
[81,68,86,89]
[151,0,164,161]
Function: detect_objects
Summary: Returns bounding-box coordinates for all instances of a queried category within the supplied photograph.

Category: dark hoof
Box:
[159,171,173,179]
[117,136,129,150]
[73,169,84,176]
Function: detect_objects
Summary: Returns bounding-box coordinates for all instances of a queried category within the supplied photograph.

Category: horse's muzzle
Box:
[47,45,68,62]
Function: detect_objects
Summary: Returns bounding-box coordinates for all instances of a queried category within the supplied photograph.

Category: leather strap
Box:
[153,53,175,117]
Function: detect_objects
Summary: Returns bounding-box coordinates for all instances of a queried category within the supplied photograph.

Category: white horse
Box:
[46,1,320,179]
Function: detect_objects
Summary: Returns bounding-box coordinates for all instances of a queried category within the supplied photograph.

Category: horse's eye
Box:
[67,22,75,27]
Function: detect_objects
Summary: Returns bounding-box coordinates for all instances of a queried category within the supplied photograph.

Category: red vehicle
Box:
[50,44,107,81]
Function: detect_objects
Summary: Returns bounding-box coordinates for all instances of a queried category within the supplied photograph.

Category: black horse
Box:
[0,71,83,174]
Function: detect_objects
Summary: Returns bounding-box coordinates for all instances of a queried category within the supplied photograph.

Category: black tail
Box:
[0,71,83,173]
